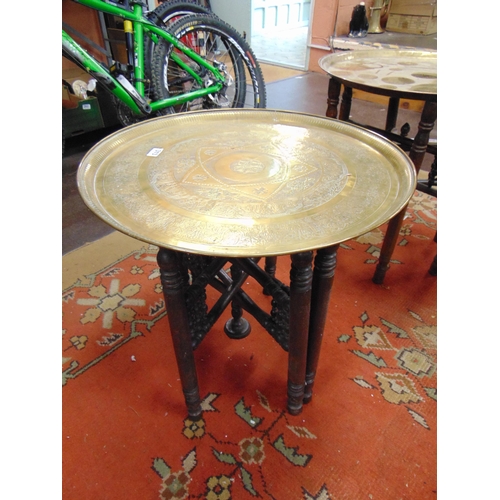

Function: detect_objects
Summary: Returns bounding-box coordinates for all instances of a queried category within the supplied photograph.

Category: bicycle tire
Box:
[144,1,213,83]
[116,3,216,126]
[151,14,266,113]
[151,0,212,25]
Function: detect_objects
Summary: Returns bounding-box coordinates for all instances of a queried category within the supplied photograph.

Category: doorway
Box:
[209,0,312,70]
[250,0,311,69]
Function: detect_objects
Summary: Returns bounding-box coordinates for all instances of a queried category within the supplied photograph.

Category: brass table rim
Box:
[77,108,417,257]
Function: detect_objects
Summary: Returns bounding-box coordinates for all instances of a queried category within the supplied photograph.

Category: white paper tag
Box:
[147,148,164,157]
[82,104,91,110]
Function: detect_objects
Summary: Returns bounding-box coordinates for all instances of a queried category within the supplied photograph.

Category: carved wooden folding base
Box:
[157,245,339,420]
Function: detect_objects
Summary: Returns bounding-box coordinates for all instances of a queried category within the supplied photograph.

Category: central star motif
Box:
[180,145,318,201]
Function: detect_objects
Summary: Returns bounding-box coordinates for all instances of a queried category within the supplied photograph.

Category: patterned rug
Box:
[62,191,437,499]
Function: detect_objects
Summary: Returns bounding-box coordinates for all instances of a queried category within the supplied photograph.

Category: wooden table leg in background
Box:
[385,97,400,132]
[326,77,352,122]
[287,251,314,415]
[157,247,202,420]
[339,86,352,122]
[373,99,437,284]
[326,77,342,119]
[429,233,437,276]
[304,244,339,403]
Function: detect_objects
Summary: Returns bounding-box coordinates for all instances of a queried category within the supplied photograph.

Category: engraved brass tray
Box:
[319,49,437,98]
[78,109,416,257]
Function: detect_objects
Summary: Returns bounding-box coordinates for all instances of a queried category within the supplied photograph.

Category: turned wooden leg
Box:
[408,99,437,173]
[428,154,437,188]
[429,233,437,276]
[157,247,202,420]
[372,206,408,284]
[339,86,352,121]
[304,245,339,403]
[385,97,400,132]
[224,262,251,339]
[428,255,437,276]
[287,251,314,415]
[373,99,437,284]
[263,256,277,295]
[326,77,342,119]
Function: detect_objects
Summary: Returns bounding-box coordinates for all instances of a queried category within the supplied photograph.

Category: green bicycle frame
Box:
[63,0,226,115]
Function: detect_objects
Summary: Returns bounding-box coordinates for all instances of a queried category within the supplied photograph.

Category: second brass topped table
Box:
[320,49,437,283]
[78,109,416,419]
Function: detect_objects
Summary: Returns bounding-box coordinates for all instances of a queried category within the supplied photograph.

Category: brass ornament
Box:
[368,0,389,34]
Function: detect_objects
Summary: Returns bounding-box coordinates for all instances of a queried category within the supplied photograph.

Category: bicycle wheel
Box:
[144,1,213,82]
[116,3,215,126]
[150,0,212,26]
[151,14,266,112]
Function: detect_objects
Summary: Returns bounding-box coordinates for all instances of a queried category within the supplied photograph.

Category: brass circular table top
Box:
[77,109,416,257]
[319,49,437,99]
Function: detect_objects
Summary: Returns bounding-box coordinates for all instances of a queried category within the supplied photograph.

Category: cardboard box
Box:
[62,84,80,109]
[386,0,437,35]
[62,68,92,88]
